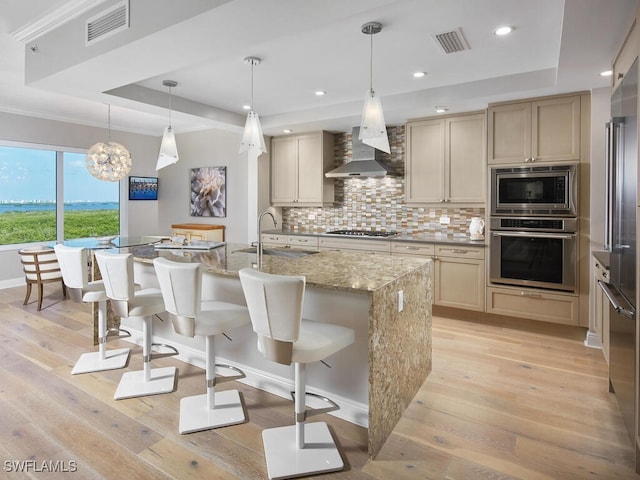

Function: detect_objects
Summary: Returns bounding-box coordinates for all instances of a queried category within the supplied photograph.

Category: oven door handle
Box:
[598,280,636,320]
[491,231,575,240]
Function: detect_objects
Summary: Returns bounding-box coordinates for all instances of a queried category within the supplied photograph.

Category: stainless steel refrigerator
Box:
[602,57,638,445]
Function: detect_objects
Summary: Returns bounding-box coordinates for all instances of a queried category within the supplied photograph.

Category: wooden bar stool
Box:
[239,268,355,480]
[54,244,130,374]
[19,247,66,311]
[153,257,250,434]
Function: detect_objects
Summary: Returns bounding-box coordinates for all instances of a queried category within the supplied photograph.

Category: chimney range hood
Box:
[325,127,393,178]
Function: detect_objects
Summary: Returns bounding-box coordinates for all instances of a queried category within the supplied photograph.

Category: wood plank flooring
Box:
[0,285,638,479]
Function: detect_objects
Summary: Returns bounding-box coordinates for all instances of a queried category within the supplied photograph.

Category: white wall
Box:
[0,111,160,285]
[157,128,269,244]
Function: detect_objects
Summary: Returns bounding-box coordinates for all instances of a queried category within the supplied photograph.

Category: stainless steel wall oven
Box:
[489,217,577,293]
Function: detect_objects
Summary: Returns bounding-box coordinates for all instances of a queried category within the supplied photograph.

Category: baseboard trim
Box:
[584,330,603,349]
[122,328,369,428]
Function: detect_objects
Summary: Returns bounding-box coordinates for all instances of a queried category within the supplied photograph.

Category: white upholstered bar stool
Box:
[153,257,251,433]
[95,250,177,400]
[239,268,355,480]
[54,244,130,374]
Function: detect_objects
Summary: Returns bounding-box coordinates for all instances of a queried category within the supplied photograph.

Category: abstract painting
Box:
[190,166,226,217]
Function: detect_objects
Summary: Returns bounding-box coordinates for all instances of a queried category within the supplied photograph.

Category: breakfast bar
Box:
[126,242,432,458]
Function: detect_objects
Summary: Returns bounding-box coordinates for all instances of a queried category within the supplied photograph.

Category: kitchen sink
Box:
[233,247,319,258]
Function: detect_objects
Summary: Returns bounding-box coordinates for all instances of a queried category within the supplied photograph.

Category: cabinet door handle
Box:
[520,292,542,298]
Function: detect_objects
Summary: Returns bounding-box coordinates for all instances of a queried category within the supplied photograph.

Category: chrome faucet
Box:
[257,209,278,267]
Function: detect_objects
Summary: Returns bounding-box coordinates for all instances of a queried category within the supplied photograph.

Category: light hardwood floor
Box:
[0,284,638,479]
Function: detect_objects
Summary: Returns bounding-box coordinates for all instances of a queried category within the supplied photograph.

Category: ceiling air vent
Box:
[432,27,469,54]
[86,0,129,46]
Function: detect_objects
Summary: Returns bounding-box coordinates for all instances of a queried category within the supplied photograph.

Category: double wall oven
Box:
[489,164,578,293]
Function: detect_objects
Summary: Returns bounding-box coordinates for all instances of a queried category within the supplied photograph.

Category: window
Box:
[0,144,120,246]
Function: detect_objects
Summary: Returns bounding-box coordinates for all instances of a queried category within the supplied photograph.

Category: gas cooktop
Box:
[326,229,398,237]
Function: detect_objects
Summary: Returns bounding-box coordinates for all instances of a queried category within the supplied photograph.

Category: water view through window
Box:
[0,145,119,246]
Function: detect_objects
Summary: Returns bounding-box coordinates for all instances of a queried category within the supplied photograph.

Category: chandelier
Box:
[86,104,132,181]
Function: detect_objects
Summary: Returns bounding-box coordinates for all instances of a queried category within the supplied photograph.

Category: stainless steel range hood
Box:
[325,127,392,178]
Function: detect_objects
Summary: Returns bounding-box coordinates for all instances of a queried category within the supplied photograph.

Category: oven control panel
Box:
[490,216,576,233]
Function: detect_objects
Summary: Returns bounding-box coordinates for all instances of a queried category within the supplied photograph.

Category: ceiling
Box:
[1,0,638,138]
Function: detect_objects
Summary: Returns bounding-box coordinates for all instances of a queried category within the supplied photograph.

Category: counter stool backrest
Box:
[54,244,89,290]
[153,258,202,338]
[95,251,135,303]
[239,268,305,365]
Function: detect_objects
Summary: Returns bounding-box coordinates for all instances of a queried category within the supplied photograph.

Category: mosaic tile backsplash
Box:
[282,125,485,236]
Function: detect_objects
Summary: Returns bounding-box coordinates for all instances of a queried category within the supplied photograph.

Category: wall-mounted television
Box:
[129,176,158,201]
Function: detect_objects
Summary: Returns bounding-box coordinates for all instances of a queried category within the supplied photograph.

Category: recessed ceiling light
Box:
[600,70,613,77]
[435,106,448,113]
[413,71,426,78]
[242,104,251,110]
[283,129,293,133]
[315,90,327,96]
[494,26,512,36]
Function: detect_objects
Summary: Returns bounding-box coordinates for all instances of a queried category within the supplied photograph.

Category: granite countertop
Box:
[262,229,487,247]
[128,242,430,294]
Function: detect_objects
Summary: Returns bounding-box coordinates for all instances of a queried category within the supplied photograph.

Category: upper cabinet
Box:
[406,112,486,204]
[612,18,638,91]
[488,95,581,165]
[271,131,335,206]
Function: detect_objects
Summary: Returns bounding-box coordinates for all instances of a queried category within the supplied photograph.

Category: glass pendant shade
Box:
[359,21,390,155]
[156,80,179,170]
[85,141,132,181]
[359,88,390,153]
[239,57,266,155]
[156,125,179,170]
[239,110,266,154]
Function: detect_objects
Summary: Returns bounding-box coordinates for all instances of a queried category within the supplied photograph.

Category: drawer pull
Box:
[520,292,542,298]
[298,239,309,243]
[405,246,420,250]
[442,249,469,254]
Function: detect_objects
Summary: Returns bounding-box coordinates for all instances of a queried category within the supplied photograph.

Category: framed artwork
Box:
[129,176,158,200]
[190,166,226,217]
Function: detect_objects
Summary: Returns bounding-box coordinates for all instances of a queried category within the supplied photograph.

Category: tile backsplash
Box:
[282,125,485,236]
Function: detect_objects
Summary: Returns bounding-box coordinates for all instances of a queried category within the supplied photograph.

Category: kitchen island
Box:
[124,242,432,459]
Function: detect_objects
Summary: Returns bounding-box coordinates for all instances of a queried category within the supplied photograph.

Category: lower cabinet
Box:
[433,245,485,311]
[171,224,225,242]
[261,234,319,251]
[318,237,391,254]
[486,286,580,326]
[593,257,610,364]
[392,242,485,312]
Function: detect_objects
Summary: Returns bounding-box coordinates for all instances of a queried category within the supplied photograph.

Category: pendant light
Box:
[239,56,267,154]
[359,21,390,154]
[156,80,179,170]
[86,104,132,182]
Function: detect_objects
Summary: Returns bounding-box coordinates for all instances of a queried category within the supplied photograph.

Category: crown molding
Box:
[10,0,109,43]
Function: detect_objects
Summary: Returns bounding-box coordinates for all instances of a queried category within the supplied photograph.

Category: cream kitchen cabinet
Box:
[612,18,638,91]
[318,237,391,254]
[488,95,581,165]
[433,245,485,311]
[486,285,579,326]
[260,234,319,251]
[593,256,611,364]
[271,131,334,206]
[171,223,225,242]
[391,241,485,312]
[406,112,486,204]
